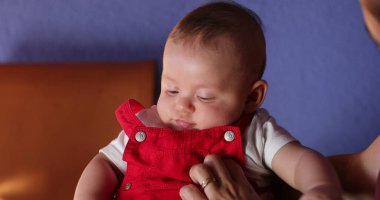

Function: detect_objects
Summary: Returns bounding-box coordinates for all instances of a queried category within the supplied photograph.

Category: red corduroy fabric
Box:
[114,99,247,200]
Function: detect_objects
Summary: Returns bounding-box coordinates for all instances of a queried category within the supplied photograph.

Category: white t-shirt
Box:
[100,108,296,188]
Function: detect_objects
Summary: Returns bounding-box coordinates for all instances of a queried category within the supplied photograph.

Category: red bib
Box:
[115,99,247,200]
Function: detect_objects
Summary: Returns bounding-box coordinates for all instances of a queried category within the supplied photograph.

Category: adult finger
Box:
[204,154,233,184]
[189,163,219,192]
[203,155,260,200]
[223,159,259,198]
[223,159,248,182]
[180,184,207,200]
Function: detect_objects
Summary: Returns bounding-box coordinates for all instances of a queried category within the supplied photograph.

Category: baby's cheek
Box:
[156,99,169,122]
[197,108,230,129]
[212,110,241,126]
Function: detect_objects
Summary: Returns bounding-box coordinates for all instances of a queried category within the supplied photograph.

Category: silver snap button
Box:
[124,182,131,190]
[224,131,235,142]
[135,131,146,142]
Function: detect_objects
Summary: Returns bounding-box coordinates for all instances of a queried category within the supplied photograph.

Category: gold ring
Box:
[200,177,216,189]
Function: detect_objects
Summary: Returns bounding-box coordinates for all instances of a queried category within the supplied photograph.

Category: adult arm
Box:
[328,135,380,198]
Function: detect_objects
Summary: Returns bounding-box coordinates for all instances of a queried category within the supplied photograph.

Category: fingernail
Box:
[179,186,187,199]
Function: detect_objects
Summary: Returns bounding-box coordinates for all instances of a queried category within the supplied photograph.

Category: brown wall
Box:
[0,62,155,200]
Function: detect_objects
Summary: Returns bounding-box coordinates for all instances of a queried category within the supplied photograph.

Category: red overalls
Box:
[114,99,249,200]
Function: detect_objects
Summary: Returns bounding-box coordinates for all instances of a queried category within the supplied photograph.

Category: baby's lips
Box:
[175,119,195,129]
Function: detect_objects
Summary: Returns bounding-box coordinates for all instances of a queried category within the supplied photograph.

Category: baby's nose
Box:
[175,97,195,114]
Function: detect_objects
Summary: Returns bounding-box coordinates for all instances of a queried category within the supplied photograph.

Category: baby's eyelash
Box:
[166,90,179,95]
[198,96,215,102]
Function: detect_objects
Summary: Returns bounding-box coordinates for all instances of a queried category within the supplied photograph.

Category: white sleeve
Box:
[244,108,297,171]
[262,116,297,169]
[99,130,128,174]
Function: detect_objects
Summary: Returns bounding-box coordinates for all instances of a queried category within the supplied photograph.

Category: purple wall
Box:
[1,0,379,156]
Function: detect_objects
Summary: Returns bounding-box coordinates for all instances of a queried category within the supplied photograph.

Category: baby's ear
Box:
[244,80,268,113]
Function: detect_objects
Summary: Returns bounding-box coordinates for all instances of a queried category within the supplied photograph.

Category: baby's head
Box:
[157,1,268,130]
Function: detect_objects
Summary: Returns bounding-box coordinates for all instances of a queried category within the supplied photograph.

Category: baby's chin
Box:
[172,126,195,131]
[169,123,197,131]
[163,120,198,131]
[169,123,221,131]
[161,117,230,130]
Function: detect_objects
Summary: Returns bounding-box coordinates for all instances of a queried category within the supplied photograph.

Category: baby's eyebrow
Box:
[162,75,176,83]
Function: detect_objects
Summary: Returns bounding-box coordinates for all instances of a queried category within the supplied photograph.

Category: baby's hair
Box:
[169,1,266,79]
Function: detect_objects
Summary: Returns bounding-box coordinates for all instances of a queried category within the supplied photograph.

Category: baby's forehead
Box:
[168,38,258,79]
[164,37,256,83]
[169,34,240,58]
[167,36,234,63]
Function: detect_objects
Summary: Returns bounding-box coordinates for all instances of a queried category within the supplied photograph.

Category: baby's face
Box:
[157,38,251,130]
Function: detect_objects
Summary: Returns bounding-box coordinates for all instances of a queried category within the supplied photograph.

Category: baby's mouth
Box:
[174,119,195,130]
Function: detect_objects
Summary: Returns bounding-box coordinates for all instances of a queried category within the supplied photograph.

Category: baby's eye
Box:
[198,96,215,103]
[166,90,179,96]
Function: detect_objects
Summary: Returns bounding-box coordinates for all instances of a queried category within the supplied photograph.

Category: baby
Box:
[74,1,341,200]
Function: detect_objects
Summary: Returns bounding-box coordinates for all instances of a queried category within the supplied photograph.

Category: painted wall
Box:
[1,0,379,156]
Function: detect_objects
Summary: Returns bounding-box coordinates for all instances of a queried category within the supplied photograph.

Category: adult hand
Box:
[179,154,260,200]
